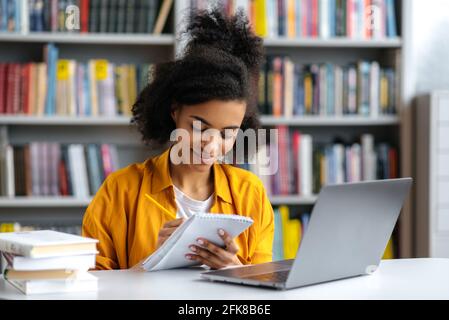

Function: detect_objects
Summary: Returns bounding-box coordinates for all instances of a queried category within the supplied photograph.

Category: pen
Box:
[144,193,177,220]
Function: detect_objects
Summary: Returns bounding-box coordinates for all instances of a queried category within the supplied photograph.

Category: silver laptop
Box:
[201,178,412,290]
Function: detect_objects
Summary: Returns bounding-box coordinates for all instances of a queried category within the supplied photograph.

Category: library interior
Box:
[0,0,448,300]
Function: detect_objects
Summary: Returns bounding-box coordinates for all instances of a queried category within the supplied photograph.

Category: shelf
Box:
[263,37,402,48]
[0,32,175,45]
[0,195,317,207]
[0,197,92,208]
[0,33,401,48]
[269,195,318,205]
[0,115,399,126]
[260,115,400,126]
[0,115,132,125]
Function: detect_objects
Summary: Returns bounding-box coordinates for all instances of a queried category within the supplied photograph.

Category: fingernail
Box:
[190,245,197,252]
[185,255,192,260]
[197,239,204,245]
[218,229,225,236]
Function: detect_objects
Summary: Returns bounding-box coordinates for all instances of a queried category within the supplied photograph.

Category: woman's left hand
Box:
[185,228,242,269]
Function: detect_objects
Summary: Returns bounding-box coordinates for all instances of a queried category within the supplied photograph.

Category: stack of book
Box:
[191,0,398,39]
[0,0,173,34]
[258,57,396,117]
[0,142,120,198]
[245,130,398,197]
[0,43,151,116]
[0,230,98,295]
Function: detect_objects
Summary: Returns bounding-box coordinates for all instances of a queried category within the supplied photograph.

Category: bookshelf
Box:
[0,114,399,126]
[0,0,411,258]
[263,37,402,48]
[0,194,319,207]
[0,33,175,45]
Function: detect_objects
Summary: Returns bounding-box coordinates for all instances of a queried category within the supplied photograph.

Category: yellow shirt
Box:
[82,147,275,270]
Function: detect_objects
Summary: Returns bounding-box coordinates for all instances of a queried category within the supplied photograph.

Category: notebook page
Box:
[142,213,253,271]
[141,217,194,267]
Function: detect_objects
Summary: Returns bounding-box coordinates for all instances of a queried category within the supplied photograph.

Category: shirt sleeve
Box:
[251,185,275,264]
[82,177,121,270]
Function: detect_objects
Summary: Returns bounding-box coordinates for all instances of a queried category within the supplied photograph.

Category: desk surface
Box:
[1,258,449,300]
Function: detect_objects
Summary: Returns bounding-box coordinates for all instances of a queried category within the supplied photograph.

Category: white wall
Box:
[404,0,449,101]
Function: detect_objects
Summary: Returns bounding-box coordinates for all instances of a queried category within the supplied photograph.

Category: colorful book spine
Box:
[243,130,397,197]
[184,0,398,39]
[259,57,396,117]
[0,143,118,197]
[0,0,171,34]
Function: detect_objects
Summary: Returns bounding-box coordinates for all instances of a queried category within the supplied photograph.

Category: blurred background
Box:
[0,0,448,268]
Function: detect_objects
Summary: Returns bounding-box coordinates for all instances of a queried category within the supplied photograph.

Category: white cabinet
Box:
[439,127,449,150]
[416,91,449,257]
[439,97,449,122]
[439,155,449,176]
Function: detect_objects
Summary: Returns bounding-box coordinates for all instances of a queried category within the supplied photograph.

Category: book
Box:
[138,213,253,271]
[0,230,98,258]
[279,206,301,260]
[6,271,98,295]
[4,268,82,281]
[272,208,284,261]
[152,0,172,34]
[4,253,96,271]
[68,144,90,198]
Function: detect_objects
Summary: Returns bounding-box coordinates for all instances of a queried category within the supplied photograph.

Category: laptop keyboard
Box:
[243,270,290,283]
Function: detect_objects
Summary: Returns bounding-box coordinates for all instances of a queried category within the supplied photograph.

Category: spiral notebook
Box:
[140,213,254,271]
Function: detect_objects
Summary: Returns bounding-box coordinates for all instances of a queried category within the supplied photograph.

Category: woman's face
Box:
[171,99,246,172]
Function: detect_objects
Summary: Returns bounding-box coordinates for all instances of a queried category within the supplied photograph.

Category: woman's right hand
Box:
[156,218,185,248]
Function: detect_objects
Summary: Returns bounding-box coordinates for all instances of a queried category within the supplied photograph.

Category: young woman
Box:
[82,8,274,270]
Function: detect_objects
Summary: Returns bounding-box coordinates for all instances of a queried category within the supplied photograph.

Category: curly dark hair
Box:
[131,7,265,149]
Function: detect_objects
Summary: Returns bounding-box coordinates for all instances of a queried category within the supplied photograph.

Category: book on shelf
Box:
[0,44,151,117]
[258,56,397,118]
[245,130,398,197]
[280,205,302,259]
[0,0,173,34]
[190,0,399,39]
[272,206,309,260]
[0,142,120,197]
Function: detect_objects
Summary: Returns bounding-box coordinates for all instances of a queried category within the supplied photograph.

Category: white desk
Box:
[1,258,448,300]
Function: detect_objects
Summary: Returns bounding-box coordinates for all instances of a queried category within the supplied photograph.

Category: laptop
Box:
[201,178,413,290]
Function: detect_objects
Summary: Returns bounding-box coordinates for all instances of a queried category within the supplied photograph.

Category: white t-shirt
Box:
[173,185,214,219]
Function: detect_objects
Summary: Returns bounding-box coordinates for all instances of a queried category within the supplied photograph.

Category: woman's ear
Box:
[170,105,180,123]
[170,109,177,123]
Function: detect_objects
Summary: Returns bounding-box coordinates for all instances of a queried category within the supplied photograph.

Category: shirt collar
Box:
[149,147,233,205]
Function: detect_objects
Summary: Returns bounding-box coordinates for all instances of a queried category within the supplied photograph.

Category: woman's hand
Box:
[185,228,242,269]
[157,218,186,249]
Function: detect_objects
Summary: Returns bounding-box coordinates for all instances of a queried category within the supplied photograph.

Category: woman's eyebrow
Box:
[190,116,240,130]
